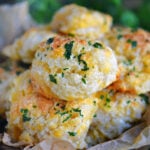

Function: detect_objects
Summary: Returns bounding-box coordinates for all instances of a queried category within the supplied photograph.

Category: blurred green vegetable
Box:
[28,0,61,23]
[120,10,139,28]
[26,0,150,31]
[137,0,150,31]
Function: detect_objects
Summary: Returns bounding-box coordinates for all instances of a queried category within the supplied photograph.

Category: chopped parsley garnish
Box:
[16,71,21,76]
[93,114,97,118]
[117,34,123,40]
[63,68,69,70]
[93,100,97,106]
[68,33,75,37]
[106,98,111,103]
[60,111,68,116]
[77,53,89,71]
[132,66,136,71]
[126,100,131,104]
[46,37,54,44]
[81,61,89,71]
[61,72,64,78]
[72,108,83,117]
[139,94,149,105]
[81,75,86,84]
[109,89,114,94]
[88,41,92,45]
[55,110,69,116]
[63,114,72,123]
[123,59,132,66]
[100,95,104,99]
[55,110,60,114]
[20,109,31,122]
[81,78,86,84]
[131,41,137,48]
[104,96,111,107]
[77,53,84,63]
[68,131,77,136]
[49,74,57,84]
[36,52,40,57]
[64,41,74,59]
[127,39,137,48]
[2,65,11,71]
[93,42,103,48]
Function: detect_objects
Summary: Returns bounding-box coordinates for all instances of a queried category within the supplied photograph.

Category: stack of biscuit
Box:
[0,4,149,149]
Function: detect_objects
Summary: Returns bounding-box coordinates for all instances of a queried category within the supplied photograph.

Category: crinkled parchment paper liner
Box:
[2,106,150,150]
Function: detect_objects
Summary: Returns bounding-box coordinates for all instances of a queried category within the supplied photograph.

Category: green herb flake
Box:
[131,41,137,48]
[36,52,40,57]
[127,39,137,48]
[126,100,131,104]
[106,97,111,105]
[68,33,75,37]
[61,72,64,78]
[93,114,97,118]
[100,95,104,100]
[127,39,132,43]
[46,37,54,44]
[109,89,114,94]
[63,68,69,70]
[55,109,69,116]
[68,131,77,136]
[81,77,86,84]
[93,42,103,49]
[49,74,57,84]
[64,41,74,60]
[60,111,68,116]
[81,61,89,71]
[82,47,85,50]
[132,66,136,71]
[77,53,89,71]
[62,114,72,123]
[104,103,111,108]
[20,108,31,122]
[93,100,97,106]
[123,59,132,66]
[16,71,21,76]
[88,41,92,45]
[0,80,2,84]
[72,108,83,117]
[106,98,111,103]
[117,34,123,40]
[104,97,111,107]
[3,65,11,71]
[55,110,60,114]
[139,94,149,105]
